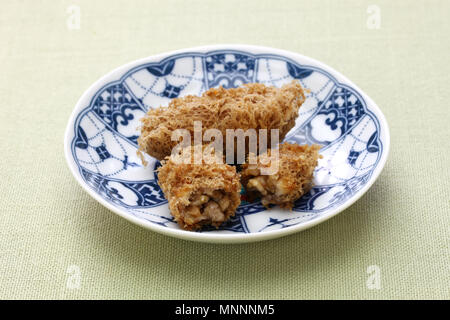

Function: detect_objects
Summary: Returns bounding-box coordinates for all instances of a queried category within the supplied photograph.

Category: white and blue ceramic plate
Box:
[64,45,390,243]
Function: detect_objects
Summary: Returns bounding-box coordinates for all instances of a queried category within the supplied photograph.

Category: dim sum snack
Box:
[138,80,306,161]
[157,145,241,230]
[241,143,321,209]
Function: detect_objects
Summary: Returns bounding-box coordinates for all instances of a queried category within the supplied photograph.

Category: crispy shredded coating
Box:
[241,143,322,209]
[157,145,242,230]
[138,81,318,230]
[138,80,305,160]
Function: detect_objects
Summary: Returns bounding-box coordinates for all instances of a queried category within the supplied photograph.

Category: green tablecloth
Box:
[1,0,448,299]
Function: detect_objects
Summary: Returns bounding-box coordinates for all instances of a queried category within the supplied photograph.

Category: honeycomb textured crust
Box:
[138,81,306,160]
[241,143,322,209]
[157,146,242,230]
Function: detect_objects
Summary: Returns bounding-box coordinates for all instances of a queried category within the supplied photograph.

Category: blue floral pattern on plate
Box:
[65,47,388,239]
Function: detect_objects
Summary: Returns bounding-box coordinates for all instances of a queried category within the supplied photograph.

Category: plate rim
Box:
[64,44,390,244]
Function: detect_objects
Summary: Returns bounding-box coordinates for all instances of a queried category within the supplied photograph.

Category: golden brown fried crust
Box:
[157,146,242,230]
[241,143,322,209]
[138,81,305,160]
